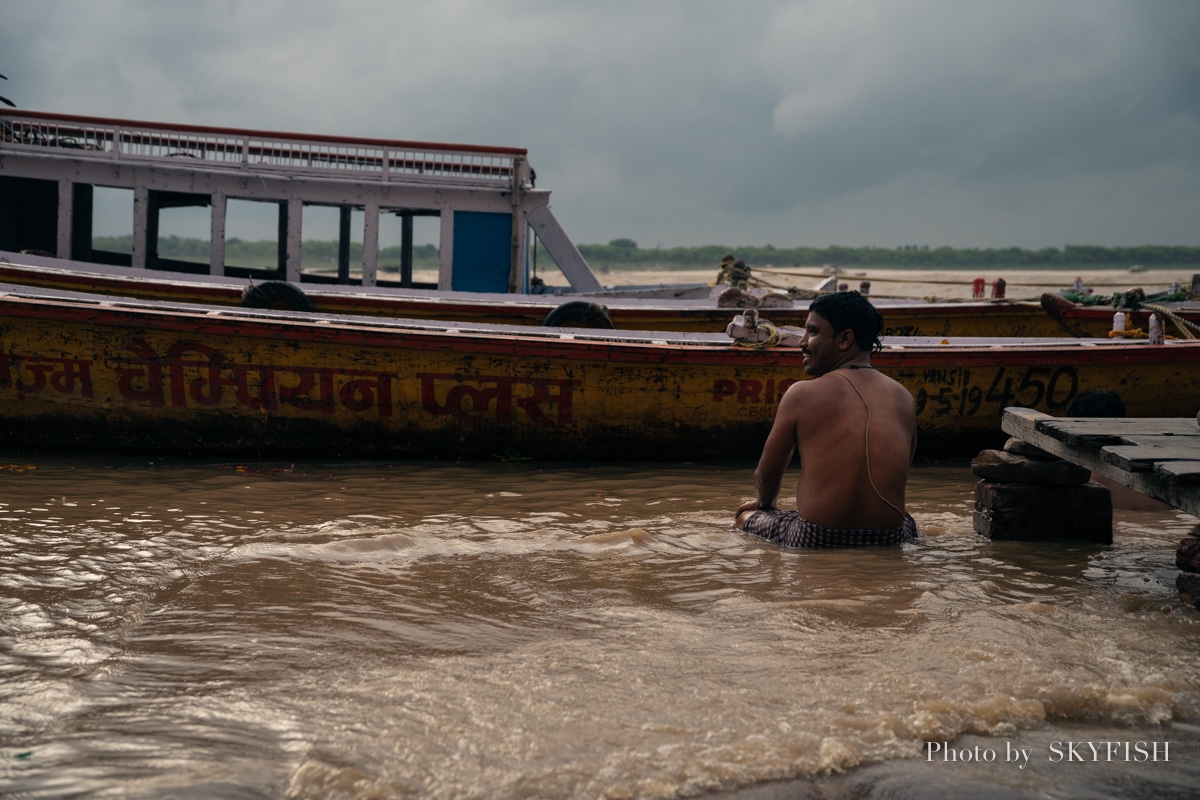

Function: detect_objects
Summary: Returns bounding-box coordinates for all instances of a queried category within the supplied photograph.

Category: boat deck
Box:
[0,250,1052,310]
[0,281,730,345]
[0,281,1161,350]
[1002,407,1200,518]
[0,108,603,293]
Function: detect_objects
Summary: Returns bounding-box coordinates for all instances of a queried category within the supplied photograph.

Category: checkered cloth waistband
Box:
[744,509,918,549]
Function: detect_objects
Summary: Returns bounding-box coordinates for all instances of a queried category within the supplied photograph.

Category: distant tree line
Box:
[570,239,1200,271]
[93,235,1200,271]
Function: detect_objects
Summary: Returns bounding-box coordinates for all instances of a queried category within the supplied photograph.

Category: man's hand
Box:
[735,498,769,530]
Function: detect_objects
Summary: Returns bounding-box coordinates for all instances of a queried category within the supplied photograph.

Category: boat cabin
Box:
[0,109,602,293]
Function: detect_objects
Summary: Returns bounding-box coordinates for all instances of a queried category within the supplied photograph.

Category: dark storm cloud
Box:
[1,0,1197,247]
[704,2,1200,213]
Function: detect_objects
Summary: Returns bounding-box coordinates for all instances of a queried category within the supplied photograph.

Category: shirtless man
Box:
[735,291,919,547]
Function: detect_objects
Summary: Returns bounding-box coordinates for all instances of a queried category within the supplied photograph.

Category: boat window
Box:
[153,193,210,272]
[89,185,134,264]
[88,184,134,260]
[377,209,440,289]
[222,198,288,282]
[301,203,364,285]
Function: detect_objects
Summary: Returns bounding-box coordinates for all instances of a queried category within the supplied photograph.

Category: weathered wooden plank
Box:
[1101,445,1200,471]
[1001,408,1200,518]
[1030,418,1124,447]
[1118,433,1200,447]
[1107,419,1199,435]
[1003,411,1122,473]
[1033,417,1199,447]
[1043,418,1199,433]
[1154,461,1200,484]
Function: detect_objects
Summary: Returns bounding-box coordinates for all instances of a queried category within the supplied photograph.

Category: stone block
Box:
[1003,437,1057,461]
[973,479,1113,543]
[1177,572,1200,610]
[971,449,1092,486]
[1177,536,1200,573]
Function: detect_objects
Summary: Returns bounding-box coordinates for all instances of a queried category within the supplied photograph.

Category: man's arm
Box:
[908,392,918,462]
[736,385,803,527]
[753,399,799,507]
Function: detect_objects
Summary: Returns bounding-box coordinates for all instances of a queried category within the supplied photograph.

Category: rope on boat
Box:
[715,257,754,288]
[1077,286,1200,340]
[734,323,784,349]
[1141,302,1200,340]
[1069,286,1195,307]
[1109,327,1148,339]
[715,258,793,291]
[710,260,825,303]
[725,309,802,348]
[755,267,987,287]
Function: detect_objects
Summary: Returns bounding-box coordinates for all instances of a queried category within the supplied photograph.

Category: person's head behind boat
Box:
[1067,389,1126,417]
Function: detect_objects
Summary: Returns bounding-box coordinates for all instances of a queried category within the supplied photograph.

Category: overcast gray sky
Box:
[3,0,1198,249]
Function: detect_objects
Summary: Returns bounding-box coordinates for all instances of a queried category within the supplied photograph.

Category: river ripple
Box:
[1,455,1197,798]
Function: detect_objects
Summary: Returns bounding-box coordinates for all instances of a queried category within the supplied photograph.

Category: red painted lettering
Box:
[419,373,576,427]
[712,379,737,402]
[738,379,763,403]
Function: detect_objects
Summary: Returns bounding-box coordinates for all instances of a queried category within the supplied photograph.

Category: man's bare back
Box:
[736,292,917,540]
[785,367,915,528]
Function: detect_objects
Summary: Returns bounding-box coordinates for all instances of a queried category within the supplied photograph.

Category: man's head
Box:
[1066,389,1126,418]
[807,291,884,354]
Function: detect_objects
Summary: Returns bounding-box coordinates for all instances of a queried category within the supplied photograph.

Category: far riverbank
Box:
[535,265,1197,301]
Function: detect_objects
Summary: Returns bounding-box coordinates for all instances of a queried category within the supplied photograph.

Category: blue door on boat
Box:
[452,211,512,293]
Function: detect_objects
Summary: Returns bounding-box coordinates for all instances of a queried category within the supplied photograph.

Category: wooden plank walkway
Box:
[1001,408,1200,518]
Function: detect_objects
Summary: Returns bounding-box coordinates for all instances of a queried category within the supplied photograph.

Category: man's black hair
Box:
[1066,389,1126,417]
[808,291,884,353]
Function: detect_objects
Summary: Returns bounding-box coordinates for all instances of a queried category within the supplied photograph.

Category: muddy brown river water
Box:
[2,454,1198,798]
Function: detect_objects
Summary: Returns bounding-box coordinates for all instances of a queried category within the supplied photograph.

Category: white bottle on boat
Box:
[1149,313,1164,344]
[1112,311,1126,339]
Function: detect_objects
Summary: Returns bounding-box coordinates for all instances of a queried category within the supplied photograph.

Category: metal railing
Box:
[0,110,528,187]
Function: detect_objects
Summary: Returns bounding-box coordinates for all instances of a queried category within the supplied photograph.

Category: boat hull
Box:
[1,288,1197,460]
[0,257,1075,337]
[1039,293,1200,338]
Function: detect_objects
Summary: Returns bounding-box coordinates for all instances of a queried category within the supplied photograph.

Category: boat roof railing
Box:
[0,109,531,189]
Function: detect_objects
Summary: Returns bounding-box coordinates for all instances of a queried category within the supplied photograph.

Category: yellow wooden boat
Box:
[0,253,1081,338]
[2,284,1196,460]
[1039,292,1200,339]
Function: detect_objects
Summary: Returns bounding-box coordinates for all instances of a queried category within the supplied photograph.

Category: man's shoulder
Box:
[872,369,910,390]
[879,372,917,403]
[782,375,833,398]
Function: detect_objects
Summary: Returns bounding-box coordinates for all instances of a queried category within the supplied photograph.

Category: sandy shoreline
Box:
[401,264,1193,301]
[582,266,1196,301]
